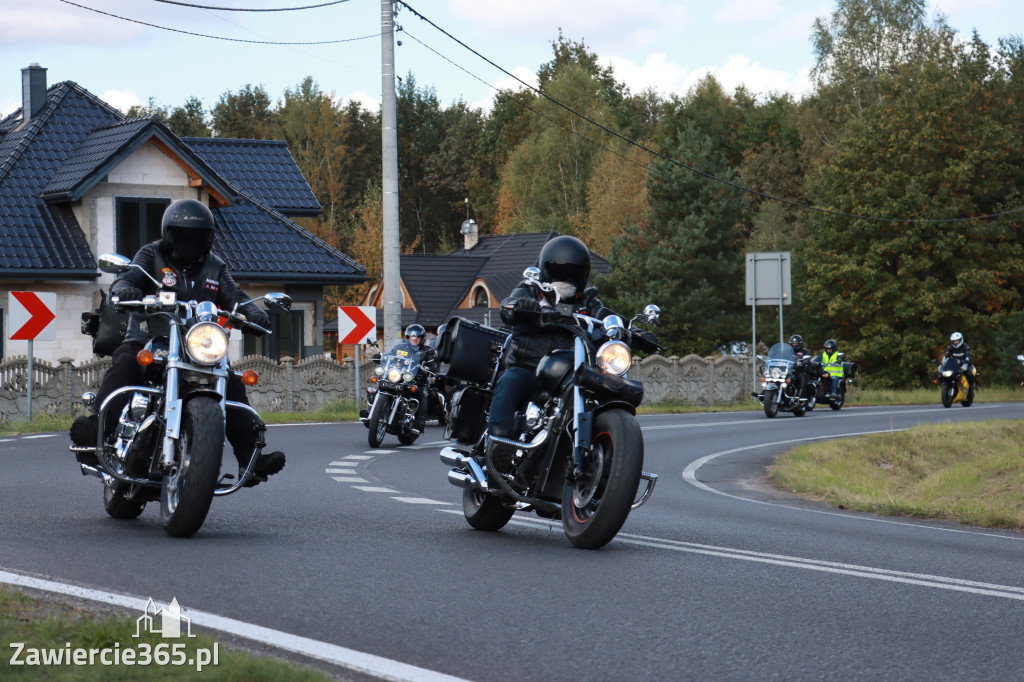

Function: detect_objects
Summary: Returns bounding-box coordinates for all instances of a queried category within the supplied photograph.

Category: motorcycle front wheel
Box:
[367,395,391,448]
[160,396,224,538]
[562,409,643,550]
[763,389,779,418]
[463,489,514,531]
[941,382,955,408]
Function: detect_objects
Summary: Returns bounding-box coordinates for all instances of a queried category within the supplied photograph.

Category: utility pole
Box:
[380,0,401,344]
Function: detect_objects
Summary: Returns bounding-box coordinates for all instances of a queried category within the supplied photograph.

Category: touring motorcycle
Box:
[361,341,445,447]
[69,253,290,537]
[436,268,662,549]
[933,356,974,408]
[753,342,817,418]
[810,352,856,411]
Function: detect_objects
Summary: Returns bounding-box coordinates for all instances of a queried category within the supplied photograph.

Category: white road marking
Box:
[392,497,451,505]
[326,469,359,475]
[331,476,368,483]
[0,570,470,682]
[366,449,398,454]
[437,511,1024,602]
[353,486,399,493]
[22,434,57,439]
[341,455,374,460]
[0,439,13,443]
[401,440,449,450]
[681,429,1024,541]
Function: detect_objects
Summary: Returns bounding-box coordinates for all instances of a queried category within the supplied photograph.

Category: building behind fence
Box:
[0,354,758,423]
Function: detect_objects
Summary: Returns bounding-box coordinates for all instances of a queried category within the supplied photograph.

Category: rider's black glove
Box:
[245,307,271,332]
[514,297,541,318]
[111,286,144,302]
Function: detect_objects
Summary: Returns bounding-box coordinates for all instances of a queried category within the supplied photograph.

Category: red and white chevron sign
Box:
[337,306,377,344]
[9,291,57,341]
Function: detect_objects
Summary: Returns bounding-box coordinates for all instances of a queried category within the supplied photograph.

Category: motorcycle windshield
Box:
[379,353,420,384]
[939,356,960,375]
[763,343,795,378]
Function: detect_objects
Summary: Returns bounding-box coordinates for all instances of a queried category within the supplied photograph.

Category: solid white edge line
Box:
[681,429,1024,541]
[0,570,472,682]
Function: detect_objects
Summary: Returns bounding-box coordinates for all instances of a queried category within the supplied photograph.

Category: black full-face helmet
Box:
[161,198,216,266]
[789,334,804,351]
[405,324,425,340]
[538,235,591,292]
[824,339,837,353]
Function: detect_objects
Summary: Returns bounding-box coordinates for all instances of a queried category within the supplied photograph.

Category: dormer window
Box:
[472,286,489,308]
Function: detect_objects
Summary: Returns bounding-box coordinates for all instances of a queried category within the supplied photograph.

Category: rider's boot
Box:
[240,450,286,487]
[69,414,100,466]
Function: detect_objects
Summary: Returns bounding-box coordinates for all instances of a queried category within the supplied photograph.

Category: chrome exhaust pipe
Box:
[441,447,488,491]
[447,469,477,489]
[440,446,469,469]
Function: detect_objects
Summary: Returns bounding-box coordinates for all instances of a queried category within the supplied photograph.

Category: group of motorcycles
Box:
[753,343,854,418]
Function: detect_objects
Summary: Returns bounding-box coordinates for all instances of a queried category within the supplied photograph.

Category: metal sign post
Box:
[745,253,792,390]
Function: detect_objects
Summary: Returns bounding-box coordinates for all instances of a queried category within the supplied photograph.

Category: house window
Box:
[116,198,170,257]
[243,310,305,361]
[473,287,489,307]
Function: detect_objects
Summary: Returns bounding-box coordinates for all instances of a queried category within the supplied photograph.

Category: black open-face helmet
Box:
[538,235,591,292]
[789,334,804,351]
[161,198,216,266]
[405,324,425,340]
[824,339,837,353]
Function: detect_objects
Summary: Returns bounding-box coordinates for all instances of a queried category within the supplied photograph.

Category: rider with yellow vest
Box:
[822,339,844,398]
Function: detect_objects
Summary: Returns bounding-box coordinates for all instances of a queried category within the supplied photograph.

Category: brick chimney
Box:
[461,218,479,251]
[21,64,47,123]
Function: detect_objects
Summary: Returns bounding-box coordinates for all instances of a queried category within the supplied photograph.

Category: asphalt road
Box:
[2,402,1023,681]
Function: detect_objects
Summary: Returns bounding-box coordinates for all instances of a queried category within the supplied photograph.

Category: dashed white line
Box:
[22,434,57,439]
[365,449,398,455]
[331,476,368,483]
[391,497,451,505]
[326,469,359,475]
[341,455,374,460]
[353,486,399,493]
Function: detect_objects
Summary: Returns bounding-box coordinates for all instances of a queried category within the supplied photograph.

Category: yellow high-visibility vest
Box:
[823,350,844,378]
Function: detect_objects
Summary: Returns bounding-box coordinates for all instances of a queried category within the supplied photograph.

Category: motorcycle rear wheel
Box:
[367,395,391,448]
[962,387,975,407]
[463,489,514,531]
[941,382,954,408]
[160,396,224,538]
[763,390,779,418]
[562,409,643,550]
[103,483,146,519]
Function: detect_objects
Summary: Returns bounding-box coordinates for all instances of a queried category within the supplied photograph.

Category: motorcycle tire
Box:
[805,395,816,412]
[562,409,643,550]
[941,382,954,408]
[763,390,779,419]
[103,483,146,519]
[962,388,975,407]
[792,405,806,417]
[463,489,515,531]
[160,396,224,538]
[367,395,391,448]
[830,395,844,411]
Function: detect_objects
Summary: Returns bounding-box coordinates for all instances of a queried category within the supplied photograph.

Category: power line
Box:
[396,0,1024,225]
[149,0,350,10]
[57,0,377,45]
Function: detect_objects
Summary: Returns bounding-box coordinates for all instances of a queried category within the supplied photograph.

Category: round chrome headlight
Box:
[596,341,631,375]
[770,367,784,380]
[374,365,385,377]
[387,368,402,383]
[402,372,415,383]
[185,322,229,365]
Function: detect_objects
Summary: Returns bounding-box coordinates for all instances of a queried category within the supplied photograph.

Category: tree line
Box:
[132,0,1024,388]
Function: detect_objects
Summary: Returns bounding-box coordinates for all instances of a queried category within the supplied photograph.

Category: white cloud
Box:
[100,89,144,114]
[1,97,19,117]
[0,6,145,46]
[337,91,380,112]
[715,0,783,24]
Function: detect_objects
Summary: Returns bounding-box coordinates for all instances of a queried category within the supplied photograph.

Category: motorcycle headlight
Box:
[770,367,784,380]
[184,322,228,365]
[374,365,385,377]
[596,341,631,376]
[387,368,402,383]
[402,372,415,383]
[942,370,953,377]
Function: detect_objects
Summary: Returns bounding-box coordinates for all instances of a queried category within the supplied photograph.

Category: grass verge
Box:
[0,587,333,680]
[770,418,1024,530]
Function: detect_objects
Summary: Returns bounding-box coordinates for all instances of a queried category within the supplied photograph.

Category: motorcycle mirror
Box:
[1017,354,1024,362]
[98,253,132,274]
[523,266,541,281]
[756,354,765,361]
[642,304,660,324]
[264,292,292,313]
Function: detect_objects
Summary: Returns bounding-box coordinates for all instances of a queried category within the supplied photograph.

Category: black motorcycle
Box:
[70,254,290,537]
[934,356,974,408]
[361,343,444,447]
[437,269,662,549]
[753,342,817,418]
[811,353,855,411]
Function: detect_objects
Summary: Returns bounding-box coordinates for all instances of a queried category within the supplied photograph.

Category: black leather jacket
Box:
[499,280,607,370]
[944,342,972,365]
[110,241,256,344]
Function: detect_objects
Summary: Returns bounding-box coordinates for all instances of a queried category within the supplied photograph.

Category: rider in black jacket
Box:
[944,331,977,389]
[487,236,607,441]
[70,198,285,485]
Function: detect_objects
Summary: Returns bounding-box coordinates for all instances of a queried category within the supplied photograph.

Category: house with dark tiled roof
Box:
[0,65,365,363]
[355,225,609,343]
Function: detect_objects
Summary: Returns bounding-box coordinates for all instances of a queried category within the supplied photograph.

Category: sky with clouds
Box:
[0,0,1021,119]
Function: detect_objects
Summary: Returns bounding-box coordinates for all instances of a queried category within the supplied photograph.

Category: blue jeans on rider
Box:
[487,366,540,437]
[830,376,841,395]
